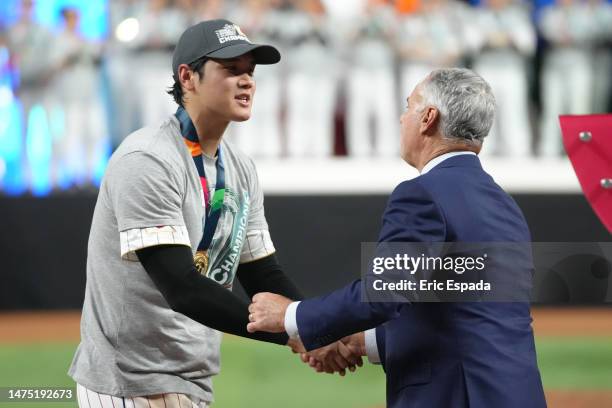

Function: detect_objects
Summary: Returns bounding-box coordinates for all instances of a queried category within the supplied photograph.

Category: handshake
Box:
[246,292,366,376]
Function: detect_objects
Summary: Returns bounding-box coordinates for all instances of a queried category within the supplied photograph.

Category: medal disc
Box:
[194,251,209,275]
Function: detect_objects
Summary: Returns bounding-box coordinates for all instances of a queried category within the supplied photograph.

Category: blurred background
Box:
[1,0,612,194]
[0,0,611,407]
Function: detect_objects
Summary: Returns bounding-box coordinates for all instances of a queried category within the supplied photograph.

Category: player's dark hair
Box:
[167,56,208,107]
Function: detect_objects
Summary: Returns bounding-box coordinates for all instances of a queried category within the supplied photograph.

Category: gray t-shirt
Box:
[68,116,276,402]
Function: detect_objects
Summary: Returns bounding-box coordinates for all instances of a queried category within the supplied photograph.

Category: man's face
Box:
[21,0,34,19]
[399,81,425,165]
[64,10,79,30]
[193,53,256,122]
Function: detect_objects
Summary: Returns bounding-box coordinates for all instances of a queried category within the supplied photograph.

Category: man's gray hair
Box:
[418,68,496,145]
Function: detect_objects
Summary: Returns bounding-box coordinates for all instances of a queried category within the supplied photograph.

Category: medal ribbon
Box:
[176,107,225,251]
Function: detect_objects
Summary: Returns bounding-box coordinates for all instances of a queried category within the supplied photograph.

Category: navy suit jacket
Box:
[296,155,546,408]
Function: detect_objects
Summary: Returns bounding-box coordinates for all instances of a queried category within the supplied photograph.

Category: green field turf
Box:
[0,336,610,408]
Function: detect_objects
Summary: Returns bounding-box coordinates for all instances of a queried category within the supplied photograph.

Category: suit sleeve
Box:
[295,179,446,351]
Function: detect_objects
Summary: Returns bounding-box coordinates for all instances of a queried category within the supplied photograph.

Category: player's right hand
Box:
[300,340,363,376]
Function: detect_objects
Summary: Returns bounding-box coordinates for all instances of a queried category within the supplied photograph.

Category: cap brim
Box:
[206,43,281,64]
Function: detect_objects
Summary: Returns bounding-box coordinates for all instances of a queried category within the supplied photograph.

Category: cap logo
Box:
[215,24,250,44]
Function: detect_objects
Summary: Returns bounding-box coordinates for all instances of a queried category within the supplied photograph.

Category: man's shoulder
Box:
[392,157,503,209]
[417,156,494,192]
[390,177,430,199]
[416,158,530,239]
[110,117,185,169]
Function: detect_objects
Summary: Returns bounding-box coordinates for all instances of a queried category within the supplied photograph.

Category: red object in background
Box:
[560,114,612,234]
[395,0,420,14]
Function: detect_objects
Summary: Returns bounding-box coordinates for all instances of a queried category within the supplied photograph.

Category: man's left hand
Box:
[301,340,363,376]
[246,292,291,333]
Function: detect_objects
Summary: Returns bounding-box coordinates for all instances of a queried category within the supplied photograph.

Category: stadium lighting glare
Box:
[0,47,9,66]
[0,86,12,137]
[115,18,139,43]
[0,86,13,108]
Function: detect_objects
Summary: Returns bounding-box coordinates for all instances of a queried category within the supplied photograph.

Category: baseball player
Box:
[48,7,107,187]
[228,0,284,158]
[130,0,187,126]
[68,19,360,408]
[472,0,536,157]
[538,0,597,157]
[6,0,53,190]
[345,0,399,157]
[396,0,465,110]
[283,0,338,158]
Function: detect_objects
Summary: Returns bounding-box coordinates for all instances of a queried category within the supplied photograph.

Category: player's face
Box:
[399,82,425,166]
[196,54,256,122]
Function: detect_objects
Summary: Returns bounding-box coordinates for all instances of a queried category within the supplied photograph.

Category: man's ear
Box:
[420,106,439,135]
[178,64,196,92]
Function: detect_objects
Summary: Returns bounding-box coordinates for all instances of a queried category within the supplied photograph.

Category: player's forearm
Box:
[136,245,289,345]
[237,254,304,301]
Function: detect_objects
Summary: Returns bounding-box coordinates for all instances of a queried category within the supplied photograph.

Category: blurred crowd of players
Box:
[2,0,612,191]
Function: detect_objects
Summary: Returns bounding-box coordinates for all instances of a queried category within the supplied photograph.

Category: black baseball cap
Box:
[172,19,281,78]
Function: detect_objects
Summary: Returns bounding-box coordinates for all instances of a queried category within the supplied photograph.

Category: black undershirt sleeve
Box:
[236,253,304,301]
[136,244,288,345]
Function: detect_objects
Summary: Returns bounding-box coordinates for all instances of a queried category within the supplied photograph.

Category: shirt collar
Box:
[420,151,477,175]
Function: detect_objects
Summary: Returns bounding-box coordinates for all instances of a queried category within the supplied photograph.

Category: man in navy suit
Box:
[246,68,547,408]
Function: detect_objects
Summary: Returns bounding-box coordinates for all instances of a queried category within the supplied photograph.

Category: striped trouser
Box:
[76,384,209,408]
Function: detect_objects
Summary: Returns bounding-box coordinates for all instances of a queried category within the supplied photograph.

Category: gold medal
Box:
[194,250,209,275]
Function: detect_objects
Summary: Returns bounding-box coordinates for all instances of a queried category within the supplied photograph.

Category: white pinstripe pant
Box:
[76,384,209,408]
